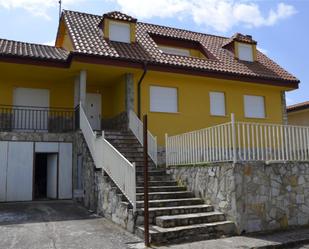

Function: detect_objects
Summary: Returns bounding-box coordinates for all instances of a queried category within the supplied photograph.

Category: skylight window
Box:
[159,45,190,57]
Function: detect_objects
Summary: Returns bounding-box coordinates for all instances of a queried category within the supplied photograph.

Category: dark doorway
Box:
[34,153,48,200]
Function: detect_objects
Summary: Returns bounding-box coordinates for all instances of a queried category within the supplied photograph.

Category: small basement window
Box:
[244,95,265,118]
[238,43,254,62]
[109,21,130,43]
[209,92,226,116]
[159,45,190,57]
[150,86,178,113]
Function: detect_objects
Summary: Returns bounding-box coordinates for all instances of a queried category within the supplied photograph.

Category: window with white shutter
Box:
[244,95,265,118]
[109,21,130,43]
[150,86,178,113]
[209,92,226,116]
[238,43,254,62]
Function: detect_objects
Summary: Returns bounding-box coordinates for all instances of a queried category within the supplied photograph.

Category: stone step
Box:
[104,135,137,140]
[136,198,204,208]
[136,204,214,225]
[136,221,236,244]
[117,147,144,153]
[136,191,194,201]
[107,139,141,144]
[155,211,226,228]
[136,170,166,176]
[136,186,186,193]
[136,175,172,182]
[136,180,178,187]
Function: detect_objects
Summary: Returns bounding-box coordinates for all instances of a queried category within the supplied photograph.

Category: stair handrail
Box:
[129,110,158,165]
[79,104,136,211]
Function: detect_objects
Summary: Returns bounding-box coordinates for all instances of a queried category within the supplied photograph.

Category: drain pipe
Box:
[137,62,148,119]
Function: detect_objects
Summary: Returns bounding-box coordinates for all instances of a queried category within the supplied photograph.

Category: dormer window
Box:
[151,34,214,59]
[238,43,254,62]
[222,33,257,62]
[159,45,190,56]
[109,21,130,43]
[100,11,137,43]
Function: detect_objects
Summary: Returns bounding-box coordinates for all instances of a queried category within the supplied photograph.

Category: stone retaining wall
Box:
[74,132,135,232]
[168,162,309,233]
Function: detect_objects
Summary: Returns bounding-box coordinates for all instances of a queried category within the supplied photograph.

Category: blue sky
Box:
[0,0,308,105]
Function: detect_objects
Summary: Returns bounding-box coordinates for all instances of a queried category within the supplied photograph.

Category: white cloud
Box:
[0,0,82,19]
[114,0,297,32]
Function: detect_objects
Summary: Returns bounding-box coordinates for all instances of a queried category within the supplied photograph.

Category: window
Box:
[109,21,130,43]
[150,86,178,113]
[238,43,253,62]
[209,92,226,116]
[159,45,190,57]
[244,95,265,118]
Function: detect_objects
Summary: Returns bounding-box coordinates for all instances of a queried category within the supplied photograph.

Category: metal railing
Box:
[0,105,75,132]
[79,104,136,211]
[129,110,158,165]
[166,114,309,166]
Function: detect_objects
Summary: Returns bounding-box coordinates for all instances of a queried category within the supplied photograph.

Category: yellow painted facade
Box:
[288,109,309,126]
[0,60,291,145]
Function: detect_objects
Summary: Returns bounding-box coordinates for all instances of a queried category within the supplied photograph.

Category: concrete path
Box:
[130,228,309,249]
[1,201,308,249]
[0,201,142,249]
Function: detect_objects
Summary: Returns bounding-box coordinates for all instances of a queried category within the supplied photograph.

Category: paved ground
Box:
[0,201,142,249]
[1,201,308,249]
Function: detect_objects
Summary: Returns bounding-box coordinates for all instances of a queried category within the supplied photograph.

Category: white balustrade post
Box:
[231,113,237,163]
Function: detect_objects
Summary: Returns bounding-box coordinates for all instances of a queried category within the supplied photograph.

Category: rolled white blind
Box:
[209,92,225,116]
[109,21,130,43]
[238,43,253,62]
[244,95,265,118]
[150,86,178,113]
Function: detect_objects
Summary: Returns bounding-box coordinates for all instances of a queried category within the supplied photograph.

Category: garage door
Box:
[13,88,50,131]
[0,142,33,202]
[0,141,72,202]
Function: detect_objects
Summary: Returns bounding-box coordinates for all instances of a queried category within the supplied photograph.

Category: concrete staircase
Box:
[104,130,236,244]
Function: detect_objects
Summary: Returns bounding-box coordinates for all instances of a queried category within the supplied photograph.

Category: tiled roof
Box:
[103,11,137,22]
[287,101,309,112]
[0,38,69,61]
[63,10,298,83]
[0,10,299,85]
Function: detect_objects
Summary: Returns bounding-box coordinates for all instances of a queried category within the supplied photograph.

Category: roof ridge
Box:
[138,21,230,40]
[62,9,101,18]
[0,38,66,50]
[62,9,230,40]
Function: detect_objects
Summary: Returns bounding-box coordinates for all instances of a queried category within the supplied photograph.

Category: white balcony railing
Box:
[166,114,309,166]
[129,110,158,165]
[79,105,136,210]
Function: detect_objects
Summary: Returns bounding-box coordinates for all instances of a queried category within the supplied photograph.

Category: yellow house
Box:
[0,10,299,145]
[287,101,309,126]
[0,10,303,242]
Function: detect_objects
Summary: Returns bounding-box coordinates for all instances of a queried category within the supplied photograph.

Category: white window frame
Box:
[150,86,178,113]
[244,95,266,119]
[238,43,253,62]
[109,21,131,43]
[209,91,226,116]
[158,45,190,57]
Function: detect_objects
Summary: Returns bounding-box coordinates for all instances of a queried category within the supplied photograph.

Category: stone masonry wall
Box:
[168,162,309,234]
[74,132,135,232]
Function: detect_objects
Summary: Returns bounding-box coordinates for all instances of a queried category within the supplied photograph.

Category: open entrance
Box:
[34,153,58,200]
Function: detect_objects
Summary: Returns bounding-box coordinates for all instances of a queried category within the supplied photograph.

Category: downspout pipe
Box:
[137,62,148,119]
